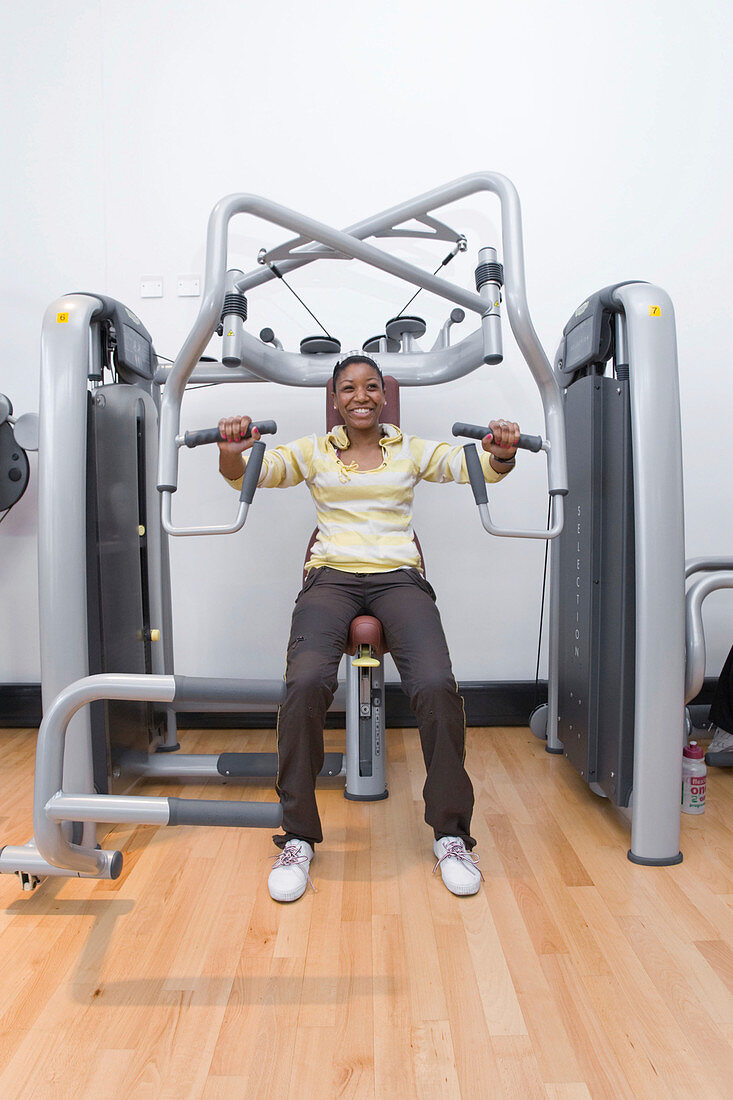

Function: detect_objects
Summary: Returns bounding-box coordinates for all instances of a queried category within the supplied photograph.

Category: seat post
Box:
[345,654,388,801]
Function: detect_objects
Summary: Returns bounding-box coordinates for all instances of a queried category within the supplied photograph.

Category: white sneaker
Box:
[707,725,733,753]
[706,725,733,766]
[268,840,315,902]
[433,836,483,896]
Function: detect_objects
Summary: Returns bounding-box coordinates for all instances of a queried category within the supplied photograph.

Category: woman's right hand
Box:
[217,415,261,454]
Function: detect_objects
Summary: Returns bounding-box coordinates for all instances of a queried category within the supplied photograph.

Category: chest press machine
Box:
[0,171,688,888]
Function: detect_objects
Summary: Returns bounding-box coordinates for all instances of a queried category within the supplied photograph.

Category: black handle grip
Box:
[463,444,488,505]
[452,422,543,453]
[239,440,266,504]
[183,420,277,448]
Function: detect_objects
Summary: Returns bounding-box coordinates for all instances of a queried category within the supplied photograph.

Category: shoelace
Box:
[433,840,485,881]
[272,844,316,892]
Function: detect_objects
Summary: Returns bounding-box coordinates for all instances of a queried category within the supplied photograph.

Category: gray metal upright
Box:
[545,283,686,864]
[38,296,101,849]
[617,284,685,863]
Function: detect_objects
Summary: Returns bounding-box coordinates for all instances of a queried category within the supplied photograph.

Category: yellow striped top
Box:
[224,423,510,574]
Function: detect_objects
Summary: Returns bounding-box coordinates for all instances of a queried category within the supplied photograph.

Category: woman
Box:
[218,353,520,902]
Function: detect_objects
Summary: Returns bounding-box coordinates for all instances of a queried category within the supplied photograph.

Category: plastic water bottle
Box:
[681,742,706,814]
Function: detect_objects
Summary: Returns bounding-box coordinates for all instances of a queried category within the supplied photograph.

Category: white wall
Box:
[1,0,731,686]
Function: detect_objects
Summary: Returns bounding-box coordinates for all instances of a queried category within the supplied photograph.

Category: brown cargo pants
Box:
[274,567,475,850]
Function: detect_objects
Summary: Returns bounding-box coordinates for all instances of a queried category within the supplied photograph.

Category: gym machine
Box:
[530,283,687,865]
[0,393,35,515]
[1,172,567,886]
[1,169,689,886]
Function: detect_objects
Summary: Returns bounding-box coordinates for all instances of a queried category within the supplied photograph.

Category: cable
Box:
[394,239,465,320]
[269,263,334,339]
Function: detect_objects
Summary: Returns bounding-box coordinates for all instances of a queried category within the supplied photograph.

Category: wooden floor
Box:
[1,724,732,1099]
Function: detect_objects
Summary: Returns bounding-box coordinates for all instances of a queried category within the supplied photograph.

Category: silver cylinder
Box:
[221,269,246,367]
[221,316,244,367]
[477,247,503,365]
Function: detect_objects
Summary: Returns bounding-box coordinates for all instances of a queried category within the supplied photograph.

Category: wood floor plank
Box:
[201,1075,251,1099]
[372,914,417,1098]
[390,750,449,1026]
[618,914,733,1095]
[491,1034,546,1099]
[544,1085,593,1099]
[695,938,733,998]
[484,811,569,957]
[540,953,637,1099]
[569,884,718,1090]
[331,919,375,1097]
[410,1021,461,1099]
[459,886,528,1036]
[475,849,584,1085]
[296,784,346,1029]
[433,918,501,1095]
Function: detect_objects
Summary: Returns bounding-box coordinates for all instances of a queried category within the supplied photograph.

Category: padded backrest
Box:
[326,375,400,430]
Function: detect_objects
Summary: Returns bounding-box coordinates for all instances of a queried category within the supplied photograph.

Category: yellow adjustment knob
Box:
[150,629,160,642]
[352,644,380,668]
[138,525,146,537]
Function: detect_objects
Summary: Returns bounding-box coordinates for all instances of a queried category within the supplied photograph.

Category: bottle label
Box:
[681,775,706,814]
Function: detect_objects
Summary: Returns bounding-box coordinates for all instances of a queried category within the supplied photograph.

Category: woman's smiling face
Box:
[333,360,386,433]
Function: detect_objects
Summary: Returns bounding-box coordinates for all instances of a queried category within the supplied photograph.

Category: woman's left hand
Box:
[483,419,520,461]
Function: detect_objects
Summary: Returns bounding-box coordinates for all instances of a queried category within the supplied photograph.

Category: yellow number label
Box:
[648,305,661,317]
[56,312,69,323]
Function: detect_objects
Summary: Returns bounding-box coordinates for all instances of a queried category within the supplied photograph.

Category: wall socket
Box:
[140,278,163,298]
[177,276,201,297]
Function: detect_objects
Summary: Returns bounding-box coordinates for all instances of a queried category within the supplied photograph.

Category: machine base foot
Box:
[627,849,683,866]
[545,745,564,755]
[344,789,389,802]
[18,871,42,892]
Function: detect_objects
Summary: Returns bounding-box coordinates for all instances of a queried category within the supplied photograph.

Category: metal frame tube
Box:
[119,753,223,780]
[25,672,284,878]
[158,174,567,501]
[46,792,171,825]
[33,674,176,874]
[684,571,733,703]
[612,284,686,864]
[0,840,118,880]
[476,486,564,541]
[685,556,733,579]
[161,491,249,537]
[39,294,105,852]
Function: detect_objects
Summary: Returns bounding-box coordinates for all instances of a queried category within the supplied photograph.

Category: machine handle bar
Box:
[462,442,563,540]
[182,419,277,448]
[452,421,543,452]
[161,439,267,535]
[240,441,265,504]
